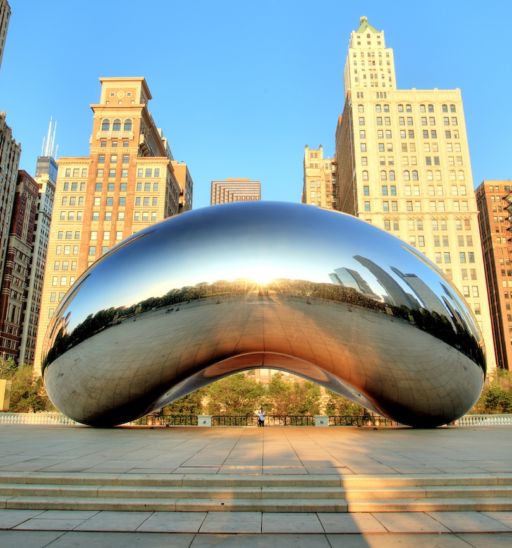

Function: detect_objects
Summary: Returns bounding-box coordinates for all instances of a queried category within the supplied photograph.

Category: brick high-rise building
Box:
[171,160,193,213]
[210,178,261,205]
[334,17,496,371]
[476,180,512,370]
[0,0,10,70]
[302,145,336,209]
[34,77,186,373]
[0,112,21,285]
[0,171,38,360]
[18,122,58,366]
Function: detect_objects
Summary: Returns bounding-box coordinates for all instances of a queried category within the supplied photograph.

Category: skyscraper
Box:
[0,0,10,70]
[171,160,193,212]
[210,178,261,205]
[0,171,38,361]
[476,180,512,370]
[335,17,496,370]
[34,77,186,372]
[302,145,336,209]
[18,121,58,366]
[0,112,21,285]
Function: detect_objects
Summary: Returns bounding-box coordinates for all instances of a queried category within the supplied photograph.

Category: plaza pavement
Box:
[0,424,511,546]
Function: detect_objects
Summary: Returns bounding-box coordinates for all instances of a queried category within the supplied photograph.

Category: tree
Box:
[286,381,321,416]
[0,359,54,413]
[162,389,205,415]
[205,373,265,415]
[472,370,512,414]
[324,390,365,416]
[265,372,291,415]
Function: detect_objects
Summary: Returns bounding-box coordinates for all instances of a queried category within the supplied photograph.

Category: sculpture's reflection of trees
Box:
[43,278,484,372]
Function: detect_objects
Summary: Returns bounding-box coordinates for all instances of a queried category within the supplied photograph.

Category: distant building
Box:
[0,0,10,70]
[302,146,336,209]
[0,171,38,361]
[34,77,183,373]
[0,112,21,285]
[334,16,496,371]
[210,178,261,205]
[476,180,512,370]
[18,121,58,366]
[171,160,193,212]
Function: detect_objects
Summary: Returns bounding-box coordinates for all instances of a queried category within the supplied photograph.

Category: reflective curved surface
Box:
[42,202,485,427]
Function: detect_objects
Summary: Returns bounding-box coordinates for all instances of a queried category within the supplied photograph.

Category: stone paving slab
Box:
[1,425,511,477]
[2,530,512,547]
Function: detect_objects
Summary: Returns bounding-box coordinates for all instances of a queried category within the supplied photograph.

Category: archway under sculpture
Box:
[42,202,485,427]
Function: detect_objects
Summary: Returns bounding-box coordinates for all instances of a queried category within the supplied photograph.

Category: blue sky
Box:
[0,1,511,208]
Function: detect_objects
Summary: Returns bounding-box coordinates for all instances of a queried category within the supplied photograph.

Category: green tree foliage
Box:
[473,370,512,414]
[0,359,54,413]
[324,390,365,416]
[162,389,205,415]
[205,373,265,416]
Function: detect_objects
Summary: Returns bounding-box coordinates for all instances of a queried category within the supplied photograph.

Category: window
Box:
[359,117,365,125]
[106,197,113,206]
[98,155,105,164]
[112,119,121,131]
[101,119,110,131]
[364,201,371,211]
[360,143,367,152]
[88,246,96,256]
[118,211,125,220]
[363,185,370,196]
[119,197,126,206]
[110,154,117,163]
[362,170,369,181]
[108,182,115,192]
[403,170,410,181]
[105,211,112,221]
[116,231,123,240]
[124,119,132,131]
[90,231,97,241]
[120,183,127,192]
[95,183,102,192]
[380,171,387,181]
[153,183,159,191]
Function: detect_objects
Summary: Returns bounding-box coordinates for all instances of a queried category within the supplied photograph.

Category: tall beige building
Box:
[302,145,336,208]
[335,17,496,371]
[0,0,10,70]
[34,77,185,373]
[211,178,261,205]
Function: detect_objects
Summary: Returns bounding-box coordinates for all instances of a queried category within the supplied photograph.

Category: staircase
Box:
[0,472,511,512]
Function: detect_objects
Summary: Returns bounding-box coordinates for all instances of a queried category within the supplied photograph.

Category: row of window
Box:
[99,140,129,148]
[51,276,76,286]
[63,168,87,178]
[358,103,457,114]
[62,182,86,192]
[359,115,458,127]
[100,119,132,132]
[90,231,123,241]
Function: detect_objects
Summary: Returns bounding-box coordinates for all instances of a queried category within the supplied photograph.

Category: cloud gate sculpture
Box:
[42,202,485,427]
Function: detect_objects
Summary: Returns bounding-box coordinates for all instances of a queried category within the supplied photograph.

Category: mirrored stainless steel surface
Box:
[42,202,485,427]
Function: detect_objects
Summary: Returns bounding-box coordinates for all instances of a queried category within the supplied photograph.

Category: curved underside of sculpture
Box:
[42,202,485,427]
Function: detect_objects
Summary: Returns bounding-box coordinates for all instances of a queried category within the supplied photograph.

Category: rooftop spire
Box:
[356,15,379,33]
[41,117,58,158]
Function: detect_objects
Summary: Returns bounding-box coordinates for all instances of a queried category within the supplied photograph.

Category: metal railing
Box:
[329,415,399,427]
[1,412,511,428]
[452,414,512,427]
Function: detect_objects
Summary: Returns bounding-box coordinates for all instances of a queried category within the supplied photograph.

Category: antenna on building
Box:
[41,117,58,158]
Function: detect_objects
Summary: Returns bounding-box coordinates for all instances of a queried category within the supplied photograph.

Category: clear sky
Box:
[0,0,511,208]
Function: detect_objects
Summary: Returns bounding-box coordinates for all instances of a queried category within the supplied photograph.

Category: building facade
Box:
[476,180,512,370]
[302,145,336,209]
[34,77,183,373]
[0,112,21,285]
[171,160,193,212]
[0,170,38,361]
[210,178,261,205]
[0,0,10,70]
[18,123,58,366]
[335,17,496,370]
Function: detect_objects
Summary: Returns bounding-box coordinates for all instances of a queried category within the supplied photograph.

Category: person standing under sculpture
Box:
[257,408,265,427]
